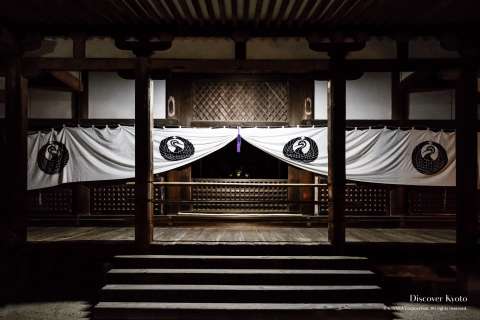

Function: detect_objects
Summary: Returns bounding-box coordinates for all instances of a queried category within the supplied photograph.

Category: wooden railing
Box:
[27,179,460,216]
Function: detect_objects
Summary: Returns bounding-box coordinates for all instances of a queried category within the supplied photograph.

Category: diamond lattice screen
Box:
[192,81,289,122]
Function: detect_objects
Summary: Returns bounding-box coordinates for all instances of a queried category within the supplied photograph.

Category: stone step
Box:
[93,302,393,320]
[113,255,369,269]
[106,268,377,285]
[100,284,383,303]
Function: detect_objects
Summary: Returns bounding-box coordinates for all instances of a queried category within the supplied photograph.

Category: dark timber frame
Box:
[0,30,478,290]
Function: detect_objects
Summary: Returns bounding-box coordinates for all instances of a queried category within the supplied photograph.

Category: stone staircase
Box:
[92,255,392,319]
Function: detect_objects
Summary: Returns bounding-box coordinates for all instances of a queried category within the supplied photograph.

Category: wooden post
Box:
[455,62,478,292]
[5,56,29,243]
[327,56,347,251]
[390,70,409,216]
[166,166,192,214]
[71,34,91,217]
[135,56,154,251]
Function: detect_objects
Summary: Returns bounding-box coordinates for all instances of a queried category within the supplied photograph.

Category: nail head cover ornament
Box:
[412,141,448,175]
[37,141,69,174]
[283,136,319,163]
[159,136,195,161]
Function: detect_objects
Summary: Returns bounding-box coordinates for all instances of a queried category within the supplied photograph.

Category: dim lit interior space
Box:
[1,1,480,319]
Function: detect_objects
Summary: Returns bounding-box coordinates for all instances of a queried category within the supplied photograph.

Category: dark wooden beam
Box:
[390,68,409,217]
[5,56,29,244]
[455,61,478,293]
[177,0,195,25]
[243,0,250,24]
[191,0,206,25]
[26,118,179,130]
[286,0,303,26]
[22,57,473,73]
[296,0,317,27]
[205,0,217,23]
[73,33,87,59]
[275,0,289,25]
[134,57,154,251]
[163,1,184,25]
[115,37,173,57]
[254,0,263,27]
[263,0,276,26]
[50,71,83,92]
[327,58,347,252]
[71,34,91,216]
[396,40,409,61]
[218,0,227,24]
[231,0,238,25]
[235,42,247,60]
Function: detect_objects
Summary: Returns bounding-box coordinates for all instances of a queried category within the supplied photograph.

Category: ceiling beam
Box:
[254,0,264,27]
[219,0,227,24]
[263,0,276,26]
[178,0,195,25]
[21,57,471,73]
[243,0,250,24]
[286,0,303,26]
[163,1,184,25]
[275,0,289,25]
[232,0,238,25]
[191,0,206,26]
[205,0,217,23]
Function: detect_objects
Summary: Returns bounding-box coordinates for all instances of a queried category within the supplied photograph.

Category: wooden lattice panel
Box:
[316,183,390,215]
[192,178,289,212]
[409,187,456,214]
[92,184,135,214]
[91,183,165,215]
[28,187,73,215]
[192,81,289,122]
[345,184,390,215]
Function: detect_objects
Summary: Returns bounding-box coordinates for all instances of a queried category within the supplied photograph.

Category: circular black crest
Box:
[159,136,195,161]
[412,141,448,175]
[37,141,69,175]
[283,136,319,163]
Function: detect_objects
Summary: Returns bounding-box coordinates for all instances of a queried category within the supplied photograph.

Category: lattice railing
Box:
[192,81,289,122]
[191,178,289,212]
[26,182,460,216]
[91,184,135,214]
[28,187,73,215]
[409,187,456,214]
[90,182,164,215]
[316,183,390,215]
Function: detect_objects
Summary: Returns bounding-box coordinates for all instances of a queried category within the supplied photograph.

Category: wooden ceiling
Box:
[0,0,479,38]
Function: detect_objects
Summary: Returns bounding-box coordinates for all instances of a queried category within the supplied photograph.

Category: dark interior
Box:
[192,139,288,179]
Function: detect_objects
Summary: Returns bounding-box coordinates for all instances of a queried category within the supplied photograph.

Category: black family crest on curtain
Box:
[412,141,448,175]
[283,136,319,163]
[37,141,69,174]
[160,136,195,161]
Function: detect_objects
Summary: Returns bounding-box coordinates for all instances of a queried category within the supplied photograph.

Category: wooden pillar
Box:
[71,34,91,217]
[455,62,478,292]
[166,166,192,214]
[288,166,314,214]
[134,56,154,250]
[327,57,347,251]
[5,56,29,243]
[390,69,409,216]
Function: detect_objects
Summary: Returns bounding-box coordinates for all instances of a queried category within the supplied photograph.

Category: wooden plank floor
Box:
[27,226,456,244]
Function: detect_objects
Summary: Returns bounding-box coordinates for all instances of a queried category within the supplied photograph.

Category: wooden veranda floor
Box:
[27,226,456,244]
